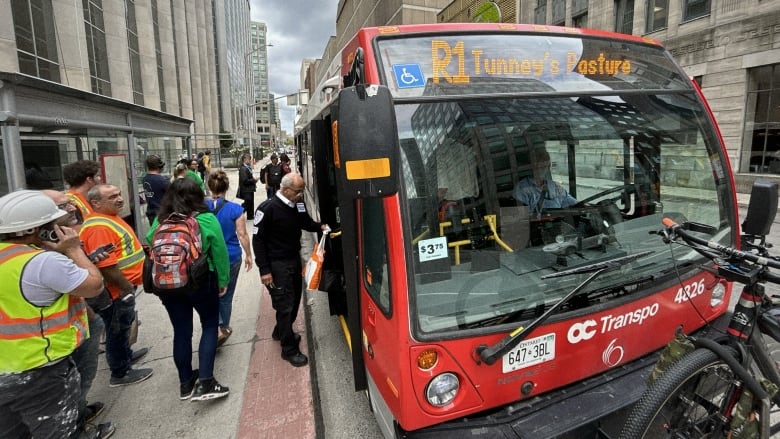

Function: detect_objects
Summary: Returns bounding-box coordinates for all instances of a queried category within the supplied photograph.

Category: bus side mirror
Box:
[742,179,778,237]
[335,85,399,198]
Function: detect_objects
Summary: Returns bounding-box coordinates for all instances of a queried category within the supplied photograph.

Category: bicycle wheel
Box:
[619,348,740,439]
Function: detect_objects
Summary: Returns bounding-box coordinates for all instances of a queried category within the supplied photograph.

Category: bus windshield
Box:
[377,34,735,334]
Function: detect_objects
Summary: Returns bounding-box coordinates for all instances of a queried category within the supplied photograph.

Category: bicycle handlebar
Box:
[662,217,780,271]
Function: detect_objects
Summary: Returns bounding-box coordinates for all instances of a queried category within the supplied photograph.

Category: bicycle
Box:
[619,181,780,439]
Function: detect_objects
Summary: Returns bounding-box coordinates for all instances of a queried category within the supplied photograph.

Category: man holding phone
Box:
[0,190,111,439]
[80,184,153,387]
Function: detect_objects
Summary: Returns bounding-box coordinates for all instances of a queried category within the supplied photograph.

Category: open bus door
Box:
[330,84,400,397]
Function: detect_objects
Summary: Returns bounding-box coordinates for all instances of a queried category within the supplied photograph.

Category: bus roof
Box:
[353,23,662,47]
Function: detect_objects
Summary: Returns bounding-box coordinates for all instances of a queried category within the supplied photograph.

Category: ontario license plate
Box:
[502,333,555,373]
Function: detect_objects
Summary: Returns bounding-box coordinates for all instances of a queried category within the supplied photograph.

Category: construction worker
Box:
[0,190,111,438]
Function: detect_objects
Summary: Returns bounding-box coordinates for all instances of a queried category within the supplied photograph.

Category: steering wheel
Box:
[573,183,636,207]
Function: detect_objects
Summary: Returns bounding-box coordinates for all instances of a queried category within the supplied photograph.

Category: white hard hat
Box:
[0,190,68,235]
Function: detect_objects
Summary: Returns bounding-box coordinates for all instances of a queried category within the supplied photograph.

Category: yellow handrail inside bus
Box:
[438,214,514,263]
[412,228,430,245]
[439,217,471,237]
[483,214,513,253]
[448,239,471,265]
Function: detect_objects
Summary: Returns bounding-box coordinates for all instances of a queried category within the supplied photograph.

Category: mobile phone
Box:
[87,243,116,261]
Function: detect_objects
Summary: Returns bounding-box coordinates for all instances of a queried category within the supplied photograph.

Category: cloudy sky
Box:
[250,0,340,134]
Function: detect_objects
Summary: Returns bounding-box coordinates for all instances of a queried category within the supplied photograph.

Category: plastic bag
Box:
[304,231,328,290]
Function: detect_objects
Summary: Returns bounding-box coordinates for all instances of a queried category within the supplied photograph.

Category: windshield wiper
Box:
[475,250,654,366]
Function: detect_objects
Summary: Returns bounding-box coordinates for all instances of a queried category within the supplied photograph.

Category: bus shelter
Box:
[0,72,193,237]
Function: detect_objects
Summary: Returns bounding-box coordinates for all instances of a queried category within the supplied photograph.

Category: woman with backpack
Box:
[145,177,230,402]
[206,170,253,346]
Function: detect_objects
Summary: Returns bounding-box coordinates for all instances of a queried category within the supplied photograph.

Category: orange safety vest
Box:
[0,243,88,373]
[80,214,145,299]
[66,190,92,219]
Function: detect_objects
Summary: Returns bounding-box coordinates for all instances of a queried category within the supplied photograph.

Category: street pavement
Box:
[84,161,317,439]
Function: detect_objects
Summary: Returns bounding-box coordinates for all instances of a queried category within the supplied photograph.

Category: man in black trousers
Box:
[252,173,328,367]
[237,153,257,219]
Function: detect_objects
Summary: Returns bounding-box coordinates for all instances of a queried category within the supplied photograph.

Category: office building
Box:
[249,21,275,153]
[0,0,251,230]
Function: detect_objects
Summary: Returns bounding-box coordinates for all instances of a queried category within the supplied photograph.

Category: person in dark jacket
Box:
[142,154,170,225]
[260,154,283,200]
[237,154,258,219]
[252,173,328,367]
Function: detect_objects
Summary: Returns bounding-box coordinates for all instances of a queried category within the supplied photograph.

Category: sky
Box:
[250,0,341,135]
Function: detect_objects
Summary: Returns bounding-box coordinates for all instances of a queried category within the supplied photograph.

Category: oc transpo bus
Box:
[295,23,740,438]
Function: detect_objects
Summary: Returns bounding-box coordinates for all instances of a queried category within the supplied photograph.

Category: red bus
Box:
[296,23,739,438]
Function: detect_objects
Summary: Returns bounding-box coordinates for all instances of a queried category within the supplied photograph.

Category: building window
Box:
[645,0,668,33]
[535,0,546,24]
[83,0,111,95]
[614,0,634,34]
[742,65,780,174]
[572,12,588,28]
[683,0,710,21]
[169,0,181,114]
[11,0,61,82]
[552,0,566,25]
[125,0,143,105]
[151,0,165,111]
[573,0,589,15]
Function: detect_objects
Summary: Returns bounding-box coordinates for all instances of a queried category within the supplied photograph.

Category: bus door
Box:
[308,116,349,317]
[331,85,404,423]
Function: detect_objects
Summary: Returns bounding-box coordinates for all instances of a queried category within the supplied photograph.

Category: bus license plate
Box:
[502,333,555,373]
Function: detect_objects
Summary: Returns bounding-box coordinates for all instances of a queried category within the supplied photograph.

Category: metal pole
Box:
[0,80,26,191]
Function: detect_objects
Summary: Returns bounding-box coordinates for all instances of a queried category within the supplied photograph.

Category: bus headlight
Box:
[711,282,726,307]
[425,372,459,407]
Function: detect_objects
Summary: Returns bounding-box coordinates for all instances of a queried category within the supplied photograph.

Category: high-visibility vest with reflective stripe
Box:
[66,190,92,219]
[0,243,88,374]
[80,214,145,298]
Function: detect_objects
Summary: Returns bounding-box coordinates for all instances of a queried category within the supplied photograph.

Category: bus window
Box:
[386,66,731,334]
[361,197,391,314]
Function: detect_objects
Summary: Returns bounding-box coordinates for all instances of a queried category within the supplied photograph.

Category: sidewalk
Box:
[84,163,317,439]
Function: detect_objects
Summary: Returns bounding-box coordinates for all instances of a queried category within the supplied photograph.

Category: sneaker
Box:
[77,422,115,439]
[94,422,116,439]
[179,369,199,400]
[130,347,149,364]
[83,401,105,423]
[191,378,230,402]
[109,367,153,387]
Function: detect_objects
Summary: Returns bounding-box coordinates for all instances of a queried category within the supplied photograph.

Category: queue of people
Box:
[1,151,320,438]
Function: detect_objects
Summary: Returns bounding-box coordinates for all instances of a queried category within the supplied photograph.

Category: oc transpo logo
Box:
[602,339,624,367]
[567,319,597,343]
[566,303,660,365]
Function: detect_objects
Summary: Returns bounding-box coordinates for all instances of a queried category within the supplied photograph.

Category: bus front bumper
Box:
[398,319,729,439]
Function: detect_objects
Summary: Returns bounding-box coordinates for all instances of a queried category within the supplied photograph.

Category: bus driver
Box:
[513,146,576,217]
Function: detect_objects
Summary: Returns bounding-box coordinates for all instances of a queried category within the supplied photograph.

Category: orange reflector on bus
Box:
[345,158,390,180]
[331,121,340,168]
[417,349,438,370]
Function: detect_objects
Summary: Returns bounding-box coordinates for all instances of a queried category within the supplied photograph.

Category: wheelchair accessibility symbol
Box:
[392,64,424,89]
